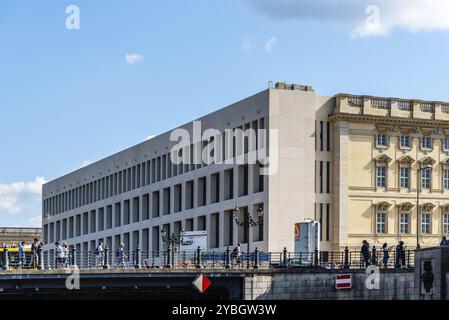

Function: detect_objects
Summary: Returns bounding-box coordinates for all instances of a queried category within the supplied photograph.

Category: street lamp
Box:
[233,205,264,269]
[161,227,184,268]
[416,164,432,249]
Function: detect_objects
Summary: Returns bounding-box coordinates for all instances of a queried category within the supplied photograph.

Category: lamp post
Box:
[233,205,264,269]
[161,227,185,268]
[416,164,432,250]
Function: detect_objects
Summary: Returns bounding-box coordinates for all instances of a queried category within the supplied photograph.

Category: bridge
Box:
[0,269,243,300]
[0,246,430,300]
[4,246,449,300]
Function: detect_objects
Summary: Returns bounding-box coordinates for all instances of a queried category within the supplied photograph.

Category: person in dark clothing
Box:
[400,243,406,267]
[361,240,370,268]
[30,238,39,269]
[395,241,406,268]
[382,243,389,268]
[440,236,449,246]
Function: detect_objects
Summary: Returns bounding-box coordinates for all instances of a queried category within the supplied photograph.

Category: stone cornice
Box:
[330,113,449,127]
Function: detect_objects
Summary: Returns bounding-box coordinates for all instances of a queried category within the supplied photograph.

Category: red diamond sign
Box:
[192,274,212,294]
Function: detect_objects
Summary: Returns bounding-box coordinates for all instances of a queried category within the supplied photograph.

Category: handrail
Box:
[0,247,416,271]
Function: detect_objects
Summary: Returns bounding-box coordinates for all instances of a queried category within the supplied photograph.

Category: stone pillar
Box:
[414,247,449,300]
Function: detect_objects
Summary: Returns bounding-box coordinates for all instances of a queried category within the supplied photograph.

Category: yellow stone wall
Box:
[334,96,449,250]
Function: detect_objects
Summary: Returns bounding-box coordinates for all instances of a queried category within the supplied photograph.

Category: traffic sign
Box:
[192,274,212,293]
[335,274,352,289]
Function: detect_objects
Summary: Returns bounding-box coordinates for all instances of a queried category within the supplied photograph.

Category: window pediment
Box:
[374,154,392,163]
[420,202,435,212]
[397,155,415,164]
[441,158,449,167]
[419,156,436,166]
[421,128,434,137]
[375,125,393,133]
[399,126,413,135]
[374,201,392,211]
[397,202,415,211]
[441,204,449,213]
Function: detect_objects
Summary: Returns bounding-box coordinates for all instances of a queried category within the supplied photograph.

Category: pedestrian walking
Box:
[18,242,25,270]
[96,241,104,268]
[382,243,389,268]
[231,244,241,268]
[361,240,370,268]
[55,242,64,269]
[440,236,449,246]
[401,243,407,267]
[30,238,39,269]
[62,243,69,268]
[395,241,406,268]
[116,243,127,269]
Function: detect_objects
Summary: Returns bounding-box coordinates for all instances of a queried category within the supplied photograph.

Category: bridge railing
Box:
[0,246,415,271]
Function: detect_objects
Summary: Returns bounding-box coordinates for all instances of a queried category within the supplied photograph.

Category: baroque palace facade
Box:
[332,94,449,250]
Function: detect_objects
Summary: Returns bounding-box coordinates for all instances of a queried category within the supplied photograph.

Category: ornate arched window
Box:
[374,202,391,234]
[397,202,414,234]
[397,155,415,190]
[374,154,392,190]
[441,205,449,235]
[441,159,449,190]
[420,203,434,235]
[419,157,436,190]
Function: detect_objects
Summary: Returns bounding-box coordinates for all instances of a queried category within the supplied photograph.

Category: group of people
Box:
[361,240,408,268]
[1,238,44,270]
[360,236,449,269]
[54,241,128,269]
[54,242,71,269]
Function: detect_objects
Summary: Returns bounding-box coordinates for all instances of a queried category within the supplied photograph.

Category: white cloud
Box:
[0,177,46,215]
[28,215,42,228]
[125,53,144,64]
[246,0,449,37]
[242,38,255,52]
[264,36,278,52]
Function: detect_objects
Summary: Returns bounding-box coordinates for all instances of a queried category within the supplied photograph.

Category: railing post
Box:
[3,248,9,271]
[282,247,288,268]
[254,247,260,270]
[46,251,50,270]
[407,250,411,268]
[344,246,349,269]
[166,244,172,269]
[38,246,44,270]
[395,246,400,268]
[135,245,142,269]
[371,246,377,266]
[195,246,202,269]
[103,246,110,270]
[225,247,231,269]
[314,248,319,267]
[71,246,77,268]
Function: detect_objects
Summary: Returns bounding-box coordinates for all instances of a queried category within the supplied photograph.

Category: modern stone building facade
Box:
[42,82,449,256]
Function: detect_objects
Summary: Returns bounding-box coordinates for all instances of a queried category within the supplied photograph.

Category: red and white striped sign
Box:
[192,274,212,294]
[335,274,352,289]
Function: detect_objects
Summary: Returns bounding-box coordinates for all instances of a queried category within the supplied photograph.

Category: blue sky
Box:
[2,0,449,227]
